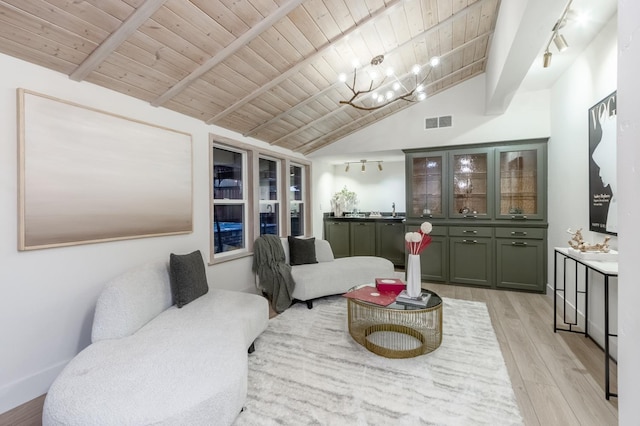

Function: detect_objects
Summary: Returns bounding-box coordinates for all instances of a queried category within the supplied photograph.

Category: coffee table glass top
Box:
[350,284,442,310]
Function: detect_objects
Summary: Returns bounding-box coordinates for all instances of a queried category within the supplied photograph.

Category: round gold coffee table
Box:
[347,286,442,359]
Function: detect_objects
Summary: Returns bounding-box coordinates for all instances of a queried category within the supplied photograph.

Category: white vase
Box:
[406,254,422,298]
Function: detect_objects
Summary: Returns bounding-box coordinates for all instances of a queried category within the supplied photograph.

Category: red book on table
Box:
[343,286,397,306]
[375,278,406,295]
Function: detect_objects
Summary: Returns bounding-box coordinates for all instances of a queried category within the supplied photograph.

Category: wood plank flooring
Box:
[0,285,618,426]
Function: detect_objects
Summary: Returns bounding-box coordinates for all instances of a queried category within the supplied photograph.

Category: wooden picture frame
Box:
[17,89,193,250]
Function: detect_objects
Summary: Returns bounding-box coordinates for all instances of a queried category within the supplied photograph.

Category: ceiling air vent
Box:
[425,115,453,130]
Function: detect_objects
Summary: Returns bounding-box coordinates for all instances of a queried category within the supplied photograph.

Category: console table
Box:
[553,247,618,400]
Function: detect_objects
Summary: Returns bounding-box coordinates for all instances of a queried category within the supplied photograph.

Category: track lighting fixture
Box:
[553,34,568,52]
[541,0,573,68]
[342,159,384,172]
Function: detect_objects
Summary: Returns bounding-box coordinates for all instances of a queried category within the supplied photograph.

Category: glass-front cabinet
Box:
[406,151,446,219]
[403,139,548,293]
[449,148,492,218]
[495,145,545,220]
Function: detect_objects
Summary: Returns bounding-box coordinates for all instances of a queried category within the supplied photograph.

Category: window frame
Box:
[209,133,311,264]
[258,155,281,237]
[211,143,251,260]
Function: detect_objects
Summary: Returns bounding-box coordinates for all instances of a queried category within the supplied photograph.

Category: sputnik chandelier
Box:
[338,54,440,111]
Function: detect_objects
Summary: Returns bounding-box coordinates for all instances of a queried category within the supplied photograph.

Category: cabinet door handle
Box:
[511,231,527,236]
[462,239,478,244]
[463,214,478,219]
[462,230,478,234]
[511,215,528,220]
[385,223,395,226]
[512,241,528,246]
[358,223,366,226]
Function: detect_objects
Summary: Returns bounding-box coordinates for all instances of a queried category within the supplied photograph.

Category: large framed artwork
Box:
[588,90,617,236]
[18,89,193,250]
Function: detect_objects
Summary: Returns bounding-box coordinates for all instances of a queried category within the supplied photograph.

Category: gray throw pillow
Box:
[288,236,318,266]
[169,250,209,308]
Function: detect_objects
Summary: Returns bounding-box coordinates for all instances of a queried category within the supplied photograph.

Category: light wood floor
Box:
[0,285,618,426]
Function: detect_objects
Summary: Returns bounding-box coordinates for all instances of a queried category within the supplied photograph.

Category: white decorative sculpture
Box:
[567,228,611,253]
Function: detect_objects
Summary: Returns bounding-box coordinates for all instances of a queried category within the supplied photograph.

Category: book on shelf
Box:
[395,290,431,308]
[342,286,397,306]
[375,278,405,295]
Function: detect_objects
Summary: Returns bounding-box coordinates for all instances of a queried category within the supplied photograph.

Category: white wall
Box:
[0,53,305,413]
[617,0,640,421]
[547,17,618,353]
[330,161,406,214]
[313,74,551,156]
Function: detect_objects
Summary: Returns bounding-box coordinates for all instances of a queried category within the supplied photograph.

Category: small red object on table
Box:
[375,278,406,295]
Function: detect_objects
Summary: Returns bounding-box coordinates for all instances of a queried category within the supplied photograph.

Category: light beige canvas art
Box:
[18,89,193,250]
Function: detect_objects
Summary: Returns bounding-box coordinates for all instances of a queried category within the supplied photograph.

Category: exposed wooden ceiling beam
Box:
[295,58,487,155]
[151,0,306,107]
[244,0,493,139]
[205,0,407,125]
[268,31,493,147]
[70,0,169,82]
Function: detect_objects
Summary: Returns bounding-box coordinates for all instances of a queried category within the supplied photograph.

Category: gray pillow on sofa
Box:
[288,236,318,266]
[169,250,209,308]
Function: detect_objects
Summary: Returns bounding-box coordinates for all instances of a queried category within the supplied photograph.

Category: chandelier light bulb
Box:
[371,91,378,100]
[392,82,401,91]
[385,67,394,77]
[416,84,424,93]
[417,92,427,101]
[412,64,421,75]
[385,91,394,100]
[351,58,360,68]
[429,56,440,67]
[338,73,347,83]
[368,69,378,79]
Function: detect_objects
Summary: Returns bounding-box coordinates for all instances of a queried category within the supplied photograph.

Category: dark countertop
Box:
[324,215,405,223]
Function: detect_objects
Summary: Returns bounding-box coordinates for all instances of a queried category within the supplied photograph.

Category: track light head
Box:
[543,51,552,68]
[378,161,383,171]
[345,163,349,172]
[360,160,366,172]
[553,34,568,52]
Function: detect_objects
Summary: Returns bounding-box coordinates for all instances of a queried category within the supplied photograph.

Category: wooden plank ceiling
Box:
[0,0,500,155]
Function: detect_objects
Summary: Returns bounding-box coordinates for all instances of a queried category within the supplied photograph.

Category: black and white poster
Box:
[588,91,617,236]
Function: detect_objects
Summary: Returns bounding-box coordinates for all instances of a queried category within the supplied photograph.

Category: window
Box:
[209,133,310,263]
[290,164,305,237]
[212,146,247,256]
[259,157,280,236]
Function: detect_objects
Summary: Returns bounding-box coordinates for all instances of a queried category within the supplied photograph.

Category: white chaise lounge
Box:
[43,255,269,426]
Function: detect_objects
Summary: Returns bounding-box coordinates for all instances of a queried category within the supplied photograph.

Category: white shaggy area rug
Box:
[234,295,523,425]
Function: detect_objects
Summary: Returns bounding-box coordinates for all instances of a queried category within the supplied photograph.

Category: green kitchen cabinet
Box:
[494,144,547,221]
[495,227,546,291]
[403,139,547,293]
[350,221,376,256]
[405,151,447,219]
[324,220,350,258]
[448,226,493,287]
[376,221,405,266]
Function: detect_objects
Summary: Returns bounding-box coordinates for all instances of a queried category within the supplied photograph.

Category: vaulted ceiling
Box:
[0,0,501,155]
